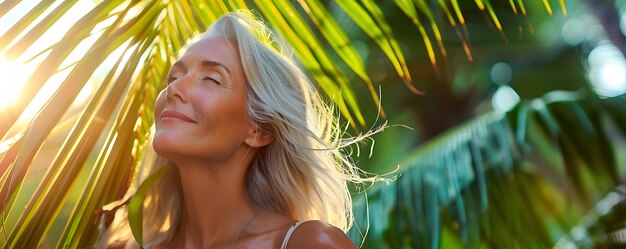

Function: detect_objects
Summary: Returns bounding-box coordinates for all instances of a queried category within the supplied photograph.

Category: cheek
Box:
[151,88,251,160]
[192,95,250,149]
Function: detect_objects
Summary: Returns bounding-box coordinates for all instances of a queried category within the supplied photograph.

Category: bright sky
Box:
[0,1,105,154]
[0,0,97,119]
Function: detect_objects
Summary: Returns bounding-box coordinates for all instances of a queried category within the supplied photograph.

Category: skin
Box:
[150,35,357,249]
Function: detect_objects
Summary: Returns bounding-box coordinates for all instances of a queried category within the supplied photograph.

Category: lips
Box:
[159,110,196,123]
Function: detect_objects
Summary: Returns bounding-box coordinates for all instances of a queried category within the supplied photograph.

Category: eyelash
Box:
[203,76,220,85]
[167,75,177,84]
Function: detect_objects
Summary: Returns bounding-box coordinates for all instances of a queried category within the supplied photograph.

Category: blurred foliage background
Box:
[1,0,626,248]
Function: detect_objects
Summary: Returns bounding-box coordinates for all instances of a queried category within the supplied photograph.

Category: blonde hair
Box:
[97,10,374,248]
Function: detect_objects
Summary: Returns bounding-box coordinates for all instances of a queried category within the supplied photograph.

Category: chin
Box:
[152,133,179,157]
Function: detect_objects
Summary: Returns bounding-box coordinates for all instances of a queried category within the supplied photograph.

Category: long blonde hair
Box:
[97,10,374,248]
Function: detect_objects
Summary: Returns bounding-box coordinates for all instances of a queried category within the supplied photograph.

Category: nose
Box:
[166,77,189,103]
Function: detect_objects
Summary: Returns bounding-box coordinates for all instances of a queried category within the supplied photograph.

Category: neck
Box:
[169,147,258,248]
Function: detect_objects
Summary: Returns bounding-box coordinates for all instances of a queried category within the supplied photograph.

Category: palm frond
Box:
[349,92,626,248]
[0,1,563,248]
[555,185,626,248]
[350,111,517,249]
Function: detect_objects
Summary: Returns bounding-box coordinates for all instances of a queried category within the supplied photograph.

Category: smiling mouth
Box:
[159,111,196,123]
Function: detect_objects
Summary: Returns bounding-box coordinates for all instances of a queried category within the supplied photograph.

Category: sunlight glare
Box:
[0,57,34,109]
[19,69,69,121]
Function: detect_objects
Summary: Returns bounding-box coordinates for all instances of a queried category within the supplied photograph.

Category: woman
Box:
[97,10,371,249]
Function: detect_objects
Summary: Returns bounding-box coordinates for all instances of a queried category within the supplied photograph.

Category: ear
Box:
[244,123,273,148]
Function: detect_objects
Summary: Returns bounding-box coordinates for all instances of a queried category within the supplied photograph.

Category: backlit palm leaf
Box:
[0,1,576,248]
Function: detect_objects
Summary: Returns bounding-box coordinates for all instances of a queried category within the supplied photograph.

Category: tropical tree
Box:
[1,0,625,248]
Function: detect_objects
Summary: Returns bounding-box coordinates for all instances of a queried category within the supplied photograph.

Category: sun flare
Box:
[0,57,31,109]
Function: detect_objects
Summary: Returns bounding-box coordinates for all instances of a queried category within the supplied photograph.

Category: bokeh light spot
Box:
[490,62,513,85]
[492,86,520,112]
[587,42,626,98]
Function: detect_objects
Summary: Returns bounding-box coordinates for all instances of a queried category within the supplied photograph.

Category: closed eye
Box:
[203,76,221,85]
[167,75,178,84]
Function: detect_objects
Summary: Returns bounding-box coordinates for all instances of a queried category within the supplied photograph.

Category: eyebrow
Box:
[170,60,231,75]
[201,60,231,75]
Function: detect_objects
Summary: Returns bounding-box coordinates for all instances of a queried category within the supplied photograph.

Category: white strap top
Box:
[280,221,305,249]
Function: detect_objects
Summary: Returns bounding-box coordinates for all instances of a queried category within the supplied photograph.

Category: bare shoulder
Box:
[287,220,358,249]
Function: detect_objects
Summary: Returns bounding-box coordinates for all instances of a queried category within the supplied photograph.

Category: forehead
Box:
[180,36,241,69]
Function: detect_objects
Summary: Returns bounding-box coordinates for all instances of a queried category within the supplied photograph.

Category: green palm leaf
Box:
[336,0,421,94]
[0,1,581,248]
[349,92,626,248]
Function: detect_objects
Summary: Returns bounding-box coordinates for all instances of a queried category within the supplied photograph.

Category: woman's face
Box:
[153,36,252,163]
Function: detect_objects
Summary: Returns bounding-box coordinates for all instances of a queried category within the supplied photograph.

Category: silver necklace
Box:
[227,207,260,249]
